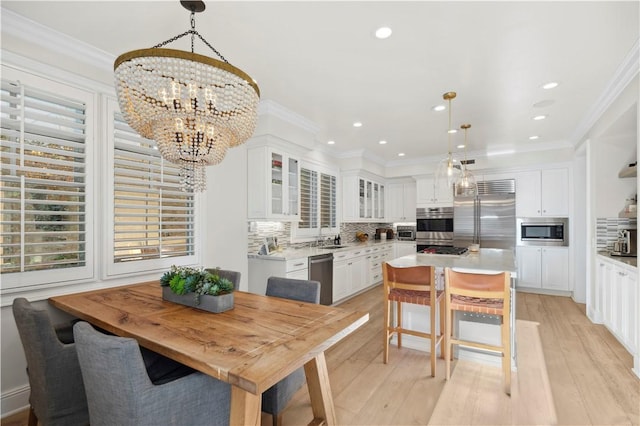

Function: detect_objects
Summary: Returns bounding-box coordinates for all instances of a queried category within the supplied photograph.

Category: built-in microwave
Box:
[516,218,568,246]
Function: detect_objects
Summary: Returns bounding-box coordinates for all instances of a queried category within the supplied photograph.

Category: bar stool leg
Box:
[430,296,436,377]
[502,311,511,395]
[444,297,451,381]
[397,301,403,349]
[383,292,390,364]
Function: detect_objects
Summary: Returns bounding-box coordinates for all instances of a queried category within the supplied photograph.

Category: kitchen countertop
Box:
[248,239,399,261]
[389,248,518,276]
[597,251,637,268]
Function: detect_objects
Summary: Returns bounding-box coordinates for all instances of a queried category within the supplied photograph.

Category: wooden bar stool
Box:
[444,267,511,395]
[382,262,445,377]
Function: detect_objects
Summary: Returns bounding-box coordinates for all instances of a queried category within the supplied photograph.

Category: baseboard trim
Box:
[1,384,30,419]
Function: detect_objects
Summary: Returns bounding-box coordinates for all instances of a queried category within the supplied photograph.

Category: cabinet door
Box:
[351,256,366,293]
[624,272,638,353]
[541,247,569,290]
[403,183,417,220]
[287,156,299,216]
[594,259,609,321]
[416,177,435,204]
[516,247,542,288]
[270,152,285,216]
[386,183,404,221]
[515,170,542,217]
[541,168,569,216]
[286,268,308,280]
[434,177,454,204]
[602,261,615,329]
[333,260,351,302]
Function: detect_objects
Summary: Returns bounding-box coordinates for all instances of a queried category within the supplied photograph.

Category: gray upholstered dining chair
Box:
[262,276,321,426]
[12,297,89,426]
[206,268,241,290]
[73,321,231,426]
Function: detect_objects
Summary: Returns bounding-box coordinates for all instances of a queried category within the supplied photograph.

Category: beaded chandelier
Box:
[114,0,260,191]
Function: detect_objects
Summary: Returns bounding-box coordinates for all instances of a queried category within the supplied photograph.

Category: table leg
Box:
[304,352,337,426]
[229,385,261,426]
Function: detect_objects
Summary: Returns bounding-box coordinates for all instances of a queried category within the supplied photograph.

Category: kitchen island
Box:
[387,248,518,368]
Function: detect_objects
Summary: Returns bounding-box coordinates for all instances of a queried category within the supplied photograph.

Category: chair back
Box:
[383,263,435,293]
[12,298,89,426]
[206,268,241,290]
[266,277,320,304]
[73,321,153,424]
[445,268,510,300]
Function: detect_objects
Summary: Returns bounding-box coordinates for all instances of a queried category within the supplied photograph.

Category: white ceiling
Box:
[2,1,638,165]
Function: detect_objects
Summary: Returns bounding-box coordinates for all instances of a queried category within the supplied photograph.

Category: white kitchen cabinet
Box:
[394,241,417,259]
[386,182,417,221]
[516,246,569,291]
[366,243,393,287]
[248,256,308,295]
[342,175,385,222]
[595,256,638,355]
[416,176,453,207]
[333,250,366,302]
[515,168,569,217]
[247,146,300,220]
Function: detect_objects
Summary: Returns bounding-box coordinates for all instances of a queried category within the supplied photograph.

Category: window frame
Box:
[103,97,200,278]
[0,65,96,291]
[292,161,340,241]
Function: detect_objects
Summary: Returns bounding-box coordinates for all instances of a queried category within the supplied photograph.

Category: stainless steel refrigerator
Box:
[453,179,516,250]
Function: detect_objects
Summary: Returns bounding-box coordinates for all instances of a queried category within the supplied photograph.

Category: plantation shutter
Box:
[299,167,318,229]
[113,113,195,263]
[320,173,336,228]
[0,79,87,274]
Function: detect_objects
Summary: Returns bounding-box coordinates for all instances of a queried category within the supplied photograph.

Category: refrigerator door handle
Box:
[476,197,481,244]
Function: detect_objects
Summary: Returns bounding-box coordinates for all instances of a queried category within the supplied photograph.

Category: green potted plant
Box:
[160,265,235,313]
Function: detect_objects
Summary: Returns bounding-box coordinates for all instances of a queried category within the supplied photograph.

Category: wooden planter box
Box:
[162,287,234,313]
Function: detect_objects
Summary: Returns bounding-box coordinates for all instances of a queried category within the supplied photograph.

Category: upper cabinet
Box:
[248,146,300,221]
[386,181,416,222]
[343,174,385,222]
[416,176,453,207]
[515,168,569,217]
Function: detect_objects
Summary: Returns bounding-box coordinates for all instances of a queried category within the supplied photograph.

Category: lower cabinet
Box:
[516,246,569,291]
[248,257,308,295]
[394,241,417,259]
[333,253,365,302]
[595,256,637,356]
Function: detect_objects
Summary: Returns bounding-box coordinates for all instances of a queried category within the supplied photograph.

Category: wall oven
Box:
[516,217,568,246]
[416,207,454,247]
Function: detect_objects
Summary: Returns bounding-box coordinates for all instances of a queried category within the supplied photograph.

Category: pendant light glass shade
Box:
[454,124,477,197]
[114,2,260,192]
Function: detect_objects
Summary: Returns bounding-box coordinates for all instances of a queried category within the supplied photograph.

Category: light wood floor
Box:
[3,287,639,425]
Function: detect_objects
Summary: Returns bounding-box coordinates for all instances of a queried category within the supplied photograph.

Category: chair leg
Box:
[28,406,37,426]
[444,301,451,381]
[430,297,436,377]
[439,296,446,360]
[272,412,283,426]
[502,315,511,396]
[383,297,390,364]
[397,301,403,349]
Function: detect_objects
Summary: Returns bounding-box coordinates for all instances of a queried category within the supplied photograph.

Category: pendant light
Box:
[435,91,461,194]
[114,0,260,192]
[454,124,477,196]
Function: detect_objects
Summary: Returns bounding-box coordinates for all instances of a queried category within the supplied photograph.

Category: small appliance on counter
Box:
[375,228,394,241]
[611,229,637,257]
[396,225,416,241]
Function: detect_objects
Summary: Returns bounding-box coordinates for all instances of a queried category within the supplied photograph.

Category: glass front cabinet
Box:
[344,174,385,222]
[248,146,300,221]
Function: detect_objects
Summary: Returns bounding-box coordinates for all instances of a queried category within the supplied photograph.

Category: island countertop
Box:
[388,248,517,277]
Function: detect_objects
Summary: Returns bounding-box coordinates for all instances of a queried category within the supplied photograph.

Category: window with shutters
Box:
[294,165,338,239]
[0,73,94,289]
[106,98,197,276]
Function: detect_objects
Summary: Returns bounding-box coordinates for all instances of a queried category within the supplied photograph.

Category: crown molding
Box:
[570,37,640,147]
[1,7,114,72]
[257,99,320,135]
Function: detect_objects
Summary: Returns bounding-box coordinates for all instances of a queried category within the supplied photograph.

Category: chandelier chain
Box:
[151,16,229,63]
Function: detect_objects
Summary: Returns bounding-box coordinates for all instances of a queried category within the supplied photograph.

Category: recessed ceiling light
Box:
[398,152,405,157]
[529,135,539,140]
[327,140,335,145]
[457,144,465,149]
[353,121,363,127]
[379,140,387,145]
[542,82,559,90]
[432,105,446,112]
[447,129,458,134]
[375,27,392,39]
[533,115,547,121]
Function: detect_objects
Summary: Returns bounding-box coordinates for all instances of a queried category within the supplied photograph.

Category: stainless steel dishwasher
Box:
[309,253,333,305]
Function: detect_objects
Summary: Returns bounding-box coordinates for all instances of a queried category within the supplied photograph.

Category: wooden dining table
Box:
[49,281,369,425]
